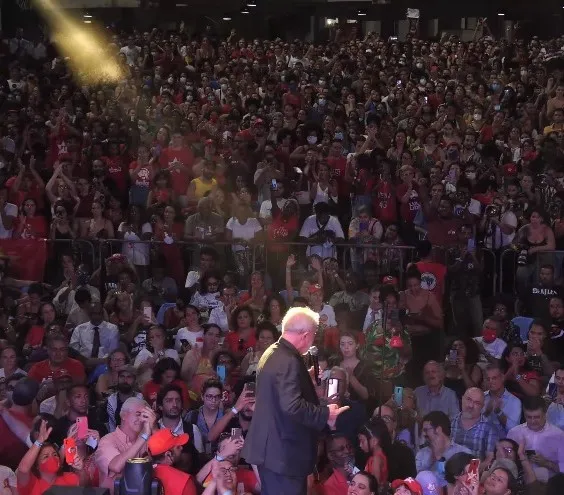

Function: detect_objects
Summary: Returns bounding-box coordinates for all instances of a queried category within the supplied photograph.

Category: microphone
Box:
[309,346,320,386]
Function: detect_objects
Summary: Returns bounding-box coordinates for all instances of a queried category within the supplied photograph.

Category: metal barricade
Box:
[45,239,97,271]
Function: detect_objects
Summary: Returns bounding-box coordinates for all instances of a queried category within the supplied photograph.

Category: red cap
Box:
[391,478,423,495]
[148,429,189,456]
[253,118,264,127]
[308,284,323,294]
[503,162,518,176]
[382,275,398,286]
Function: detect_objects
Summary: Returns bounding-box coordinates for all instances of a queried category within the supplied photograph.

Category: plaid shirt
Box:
[451,413,500,459]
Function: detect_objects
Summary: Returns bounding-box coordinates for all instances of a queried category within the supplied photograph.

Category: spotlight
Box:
[241,7,250,14]
[357,10,367,16]
[247,1,257,6]
[497,12,505,16]
[223,16,232,20]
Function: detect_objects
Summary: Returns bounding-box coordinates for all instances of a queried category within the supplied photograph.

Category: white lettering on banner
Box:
[531,288,559,296]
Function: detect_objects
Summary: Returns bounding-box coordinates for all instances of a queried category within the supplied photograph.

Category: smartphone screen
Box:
[143,306,152,320]
[327,378,340,398]
[231,427,242,440]
[271,178,277,189]
[216,365,227,384]
[76,416,88,439]
[393,386,403,407]
[245,381,256,397]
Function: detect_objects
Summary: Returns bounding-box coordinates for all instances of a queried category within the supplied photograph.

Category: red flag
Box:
[0,238,48,281]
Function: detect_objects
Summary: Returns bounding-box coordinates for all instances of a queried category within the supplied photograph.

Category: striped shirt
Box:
[451,413,499,459]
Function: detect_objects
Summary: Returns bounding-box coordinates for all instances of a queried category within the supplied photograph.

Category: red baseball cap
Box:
[308,284,323,294]
[391,478,423,495]
[382,275,398,286]
[148,429,189,456]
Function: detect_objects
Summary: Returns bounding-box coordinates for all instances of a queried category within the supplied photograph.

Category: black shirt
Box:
[51,409,108,448]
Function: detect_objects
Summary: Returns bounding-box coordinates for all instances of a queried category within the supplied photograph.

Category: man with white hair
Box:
[95,397,157,493]
[242,307,349,495]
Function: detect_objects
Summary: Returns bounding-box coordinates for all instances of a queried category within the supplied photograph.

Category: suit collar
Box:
[278,337,305,358]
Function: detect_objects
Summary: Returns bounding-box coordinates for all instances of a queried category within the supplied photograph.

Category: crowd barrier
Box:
[0,237,505,297]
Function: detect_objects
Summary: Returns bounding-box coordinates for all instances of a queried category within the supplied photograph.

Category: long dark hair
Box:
[31,443,64,478]
[359,417,392,459]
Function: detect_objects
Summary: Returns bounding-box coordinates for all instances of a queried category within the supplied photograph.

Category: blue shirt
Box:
[451,413,500,459]
[416,442,472,487]
[483,389,523,435]
[547,402,564,431]
[415,385,460,420]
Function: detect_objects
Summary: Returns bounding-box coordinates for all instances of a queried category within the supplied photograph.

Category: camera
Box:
[485,204,500,217]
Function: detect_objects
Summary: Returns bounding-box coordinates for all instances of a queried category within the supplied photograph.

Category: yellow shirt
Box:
[191,177,216,200]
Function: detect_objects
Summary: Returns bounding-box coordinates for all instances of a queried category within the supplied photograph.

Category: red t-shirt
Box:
[25,325,45,347]
[0,409,34,470]
[103,155,128,195]
[15,216,48,239]
[28,358,86,384]
[396,182,421,223]
[143,379,190,409]
[415,260,447,303]
[18,472,79,495]
[159,147,195,171]
[5,177,44,210]
[267,214,298,253]
[426,217,463,247]
[153,465,197,495]
[129,161,152,188]
[371,179,398,224]
[225,330,257,358]
[327,156,349,194]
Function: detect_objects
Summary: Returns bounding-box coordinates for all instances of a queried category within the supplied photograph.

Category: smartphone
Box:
[271,178,277,190]
[76,416,88,439]
[216,364,227,384]
[423,96,428,104]
[143,306,152,320]
[449,349,458,362]
[245,381,256,398]
[327,378,340,398]
[180,339,191,350]
[393,386,404,407]
[467,238,476,253]
[231,427,242,440]
[64,437,77,465]
[396,79,402,87]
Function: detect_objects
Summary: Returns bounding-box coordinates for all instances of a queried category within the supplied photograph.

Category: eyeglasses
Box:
[219,467,237,475]
[204,394,221,401]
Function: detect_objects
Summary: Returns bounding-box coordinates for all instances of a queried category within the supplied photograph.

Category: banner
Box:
[0,239,48,282]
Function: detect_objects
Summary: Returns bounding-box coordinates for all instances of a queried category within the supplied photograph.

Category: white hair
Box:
[282,306,319,335]
[120,397,148,418]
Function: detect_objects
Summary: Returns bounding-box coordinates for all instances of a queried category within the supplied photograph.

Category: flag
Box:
[0,238,48,281]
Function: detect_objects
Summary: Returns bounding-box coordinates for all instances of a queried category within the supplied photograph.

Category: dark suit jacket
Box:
[242,337,329,478]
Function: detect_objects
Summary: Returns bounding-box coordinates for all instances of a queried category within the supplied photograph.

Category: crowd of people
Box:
[0,16,564,495]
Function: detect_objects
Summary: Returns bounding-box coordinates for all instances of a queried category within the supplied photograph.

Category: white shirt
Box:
[134,348,180,368]
[118,222,152,265]
[208,306,230,332]
[69,321,120,358]
[259,198,289,220]
[225,217,262,252]
[0,202,17,238]
[474,336,507,360]
[174,328,204,352]
[484,210,517,249]
[0,367,26,379]
[185,270,200,288]
[119,45,141,66]
[53,284,101,315]
[299,214,345,259]
[317,304,337,329]
[363,307,382,332]
[483,388,522,434]
[507,422,564,482]
[0,465,16,490]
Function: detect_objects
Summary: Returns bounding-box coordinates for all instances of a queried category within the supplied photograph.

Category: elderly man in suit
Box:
[242,307,348,495]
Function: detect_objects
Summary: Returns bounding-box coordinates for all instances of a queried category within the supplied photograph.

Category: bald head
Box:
[282,307,319,354]
[461,387,485,421]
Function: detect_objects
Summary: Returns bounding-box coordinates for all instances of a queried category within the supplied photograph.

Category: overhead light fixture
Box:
[247,1,257,6]
[241,6,250,13]
[83,14,92,18]
[223,16,232,20]
[84,20,92,23]
[497,12,505,16]
[175,3,188,6]
[357,9,367,16]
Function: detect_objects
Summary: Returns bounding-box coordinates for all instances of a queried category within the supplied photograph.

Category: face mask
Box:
[495,139,505,147]
[416,63,423,69]
[318,98,326,106]
[280,75,286,82]
[179,77,187,84]
[466,172,476,180]
[491,83,501,92]
[473,113,482,121]
[186,95,193,102]
[334,132,344,141]
[186,85,193,90]
[154,74,161,81]
[221,84,228,91]
[520,70,527,77]
[420,78,426,85]
[167,77,174,85]
[307,136,318,145]
[319,79,326,86]
[482,328,497,344]
[40,456,60,474]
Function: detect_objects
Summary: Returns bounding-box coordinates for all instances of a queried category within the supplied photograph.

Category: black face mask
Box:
[117,383,133,394]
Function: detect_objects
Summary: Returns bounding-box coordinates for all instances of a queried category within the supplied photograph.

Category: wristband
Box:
[140,433,150,442]
[231,407,239,416]
[33,440,43,448]
[215,454,225,462]
[221,491,233,495]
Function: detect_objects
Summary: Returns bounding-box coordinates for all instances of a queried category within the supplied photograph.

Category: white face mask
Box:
[167,77,174,84]
[466,172,476,180]
[416,63,423,69]
[420,78,426,85]
[186,95,193,102]
[319,79,326,86]
[307,136,318,145]
[180,77,187,84]
[474,113,482,121]
[221,84,228,91]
